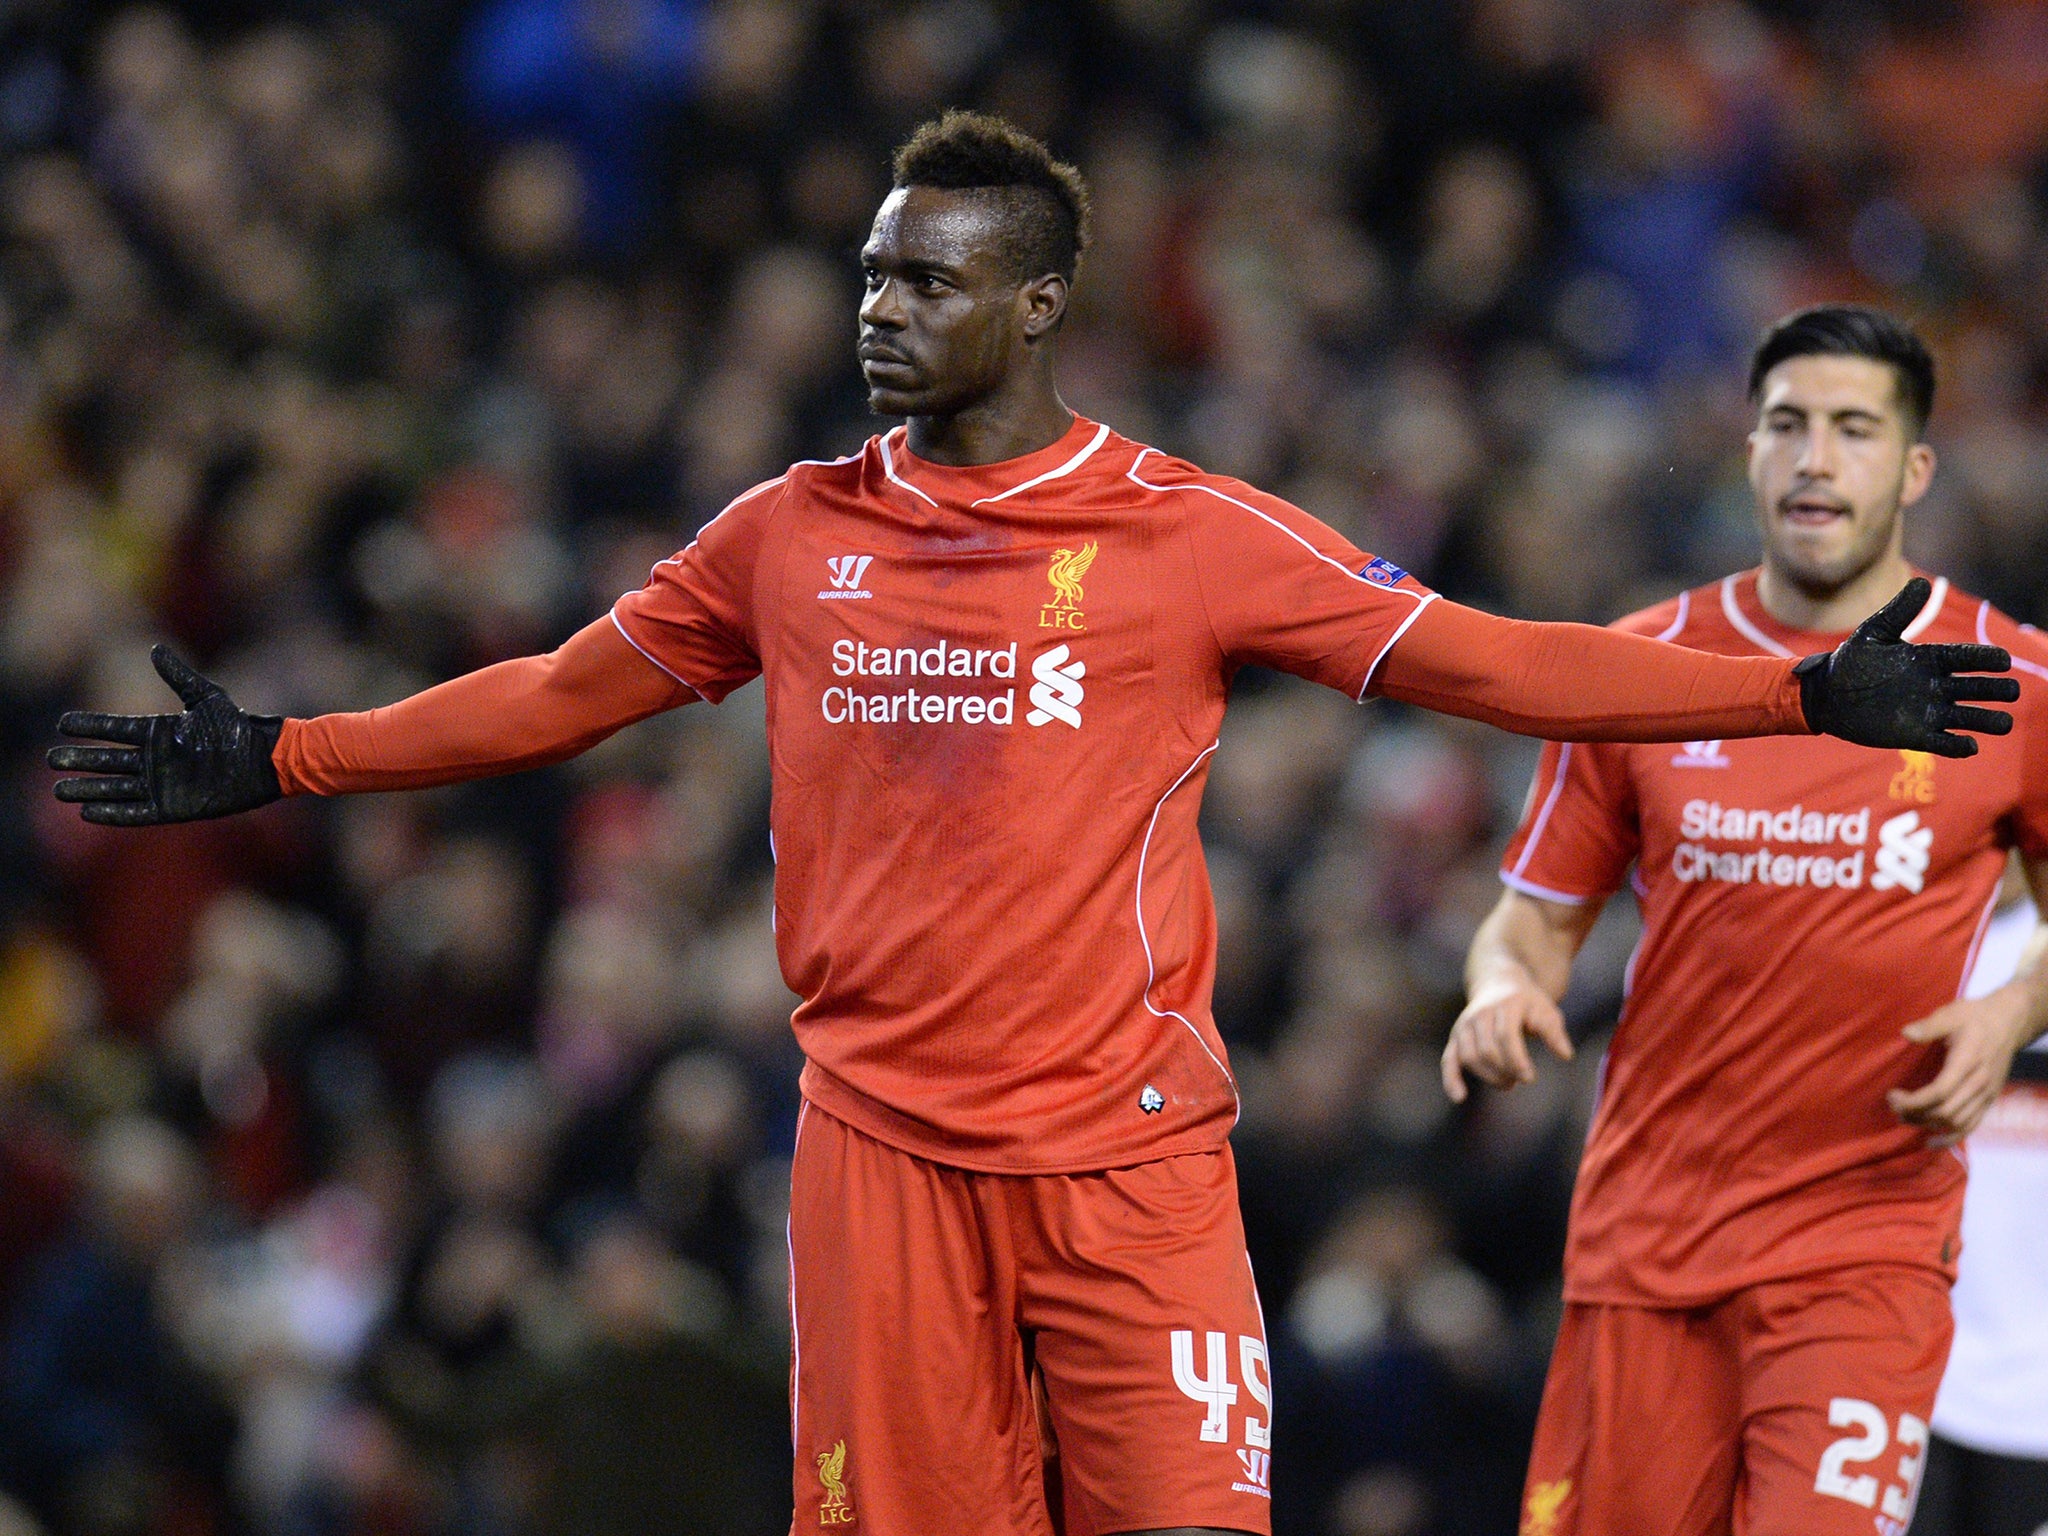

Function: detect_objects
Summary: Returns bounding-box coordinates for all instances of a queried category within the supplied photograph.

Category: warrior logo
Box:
[816,1440,854,1525]
[820,555,874,599]
[1041,543,1097,630]
[1672,739,1730,768]
[826,555,873,589]
[1027,645,1086,728]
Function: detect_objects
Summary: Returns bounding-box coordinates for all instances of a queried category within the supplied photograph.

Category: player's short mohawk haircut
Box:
[1748,305,1936,437]
[891,110,1093,284]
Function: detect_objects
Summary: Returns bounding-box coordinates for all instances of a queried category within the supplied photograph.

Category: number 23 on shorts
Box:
[1815,1398,1928,1532]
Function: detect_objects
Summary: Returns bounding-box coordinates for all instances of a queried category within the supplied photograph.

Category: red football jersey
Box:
[1502,570,2048,1306]
[614,417,1437,1172]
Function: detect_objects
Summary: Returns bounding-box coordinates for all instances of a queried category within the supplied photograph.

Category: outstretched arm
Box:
[1374,578,2016,755]
[50,617,692,822]
[275,617,693,794]
[1443,888,1602,1103]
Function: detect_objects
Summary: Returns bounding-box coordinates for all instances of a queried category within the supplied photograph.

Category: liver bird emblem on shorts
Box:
[816,1439,853,1524]
[1520,1478,1572,1536]
[1046,542,1098,610]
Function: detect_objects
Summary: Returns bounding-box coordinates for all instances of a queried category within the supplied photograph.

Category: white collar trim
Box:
[972,422,1112,506]
[1719,571,1948,655]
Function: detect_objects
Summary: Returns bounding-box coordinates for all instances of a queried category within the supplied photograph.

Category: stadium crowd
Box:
[1,0,2045,1533]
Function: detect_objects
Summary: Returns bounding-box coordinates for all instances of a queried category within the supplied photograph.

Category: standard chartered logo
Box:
[1871,811,1933,894]
[1668,798,1934,895]
[1027,644,1086,728]
[817,635,1087,730]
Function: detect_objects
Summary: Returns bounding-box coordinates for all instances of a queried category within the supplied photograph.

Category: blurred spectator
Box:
[532,1214,786,1536]
[0,1117,230,1536]
[460,0,700,249]
[358,1056,561,1535]
[1273,1186,1528,1536]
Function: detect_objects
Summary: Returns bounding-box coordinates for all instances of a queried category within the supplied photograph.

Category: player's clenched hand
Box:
[1886,988,2032,1148]
[1795,577,2019,759]
[48,646,282,826]
[1441,975,1573,1103]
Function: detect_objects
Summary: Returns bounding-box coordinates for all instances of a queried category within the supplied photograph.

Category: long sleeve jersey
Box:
[277,417,1810,1171]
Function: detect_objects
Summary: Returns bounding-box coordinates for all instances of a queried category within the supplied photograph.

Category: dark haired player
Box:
[1446,306,2048,1536]
[54,125,2015,1536]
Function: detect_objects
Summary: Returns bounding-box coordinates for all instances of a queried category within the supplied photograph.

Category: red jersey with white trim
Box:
[1501,569,2048,1306]
[613,416,1436,1172]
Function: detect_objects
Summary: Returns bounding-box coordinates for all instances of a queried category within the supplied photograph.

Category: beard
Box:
[1764,489,1904,602]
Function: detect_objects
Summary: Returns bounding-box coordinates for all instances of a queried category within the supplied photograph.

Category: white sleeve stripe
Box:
[972,422,1112,505]
[638,471,792,584]
[1653,589,1691,642]
[614,453,862,688]
[637,452,859,588]
[608,609,703,695]
[1499,870,1594,905]
[1126,450,1430,603]
[1355,591,1440,701]
[1508,741,1574,881]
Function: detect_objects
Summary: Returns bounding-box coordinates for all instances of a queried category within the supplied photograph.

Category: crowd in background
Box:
[1,0,2046,1533]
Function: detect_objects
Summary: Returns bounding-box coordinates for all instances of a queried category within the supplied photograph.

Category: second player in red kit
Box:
[1450,309,2048,1536]
[53,125,2017,1536]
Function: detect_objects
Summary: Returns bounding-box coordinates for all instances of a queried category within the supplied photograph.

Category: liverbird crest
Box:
[1046,542,1098,609]
[816,1441,848,1500]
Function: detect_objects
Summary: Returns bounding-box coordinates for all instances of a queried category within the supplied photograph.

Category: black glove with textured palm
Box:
[1795,578,2018,759]
[49,646,283,825]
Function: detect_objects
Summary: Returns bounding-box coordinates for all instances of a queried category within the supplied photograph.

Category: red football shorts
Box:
[1521,1265,1953,1536]
[786,1102,1274,1536]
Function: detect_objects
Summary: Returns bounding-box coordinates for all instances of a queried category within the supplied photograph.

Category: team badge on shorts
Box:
[1521,1478,1572,1536]
[816,1439,854,1525]
[1358,556,1409,587]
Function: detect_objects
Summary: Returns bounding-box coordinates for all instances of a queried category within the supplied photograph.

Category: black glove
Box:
[1795,577,2019,759]
[49,646,283,825]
